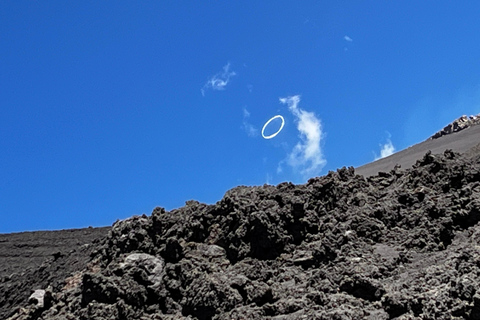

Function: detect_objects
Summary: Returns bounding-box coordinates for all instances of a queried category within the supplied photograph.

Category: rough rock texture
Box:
[3,148,480,319]
[431,114,480,139]
[0,227,109,320]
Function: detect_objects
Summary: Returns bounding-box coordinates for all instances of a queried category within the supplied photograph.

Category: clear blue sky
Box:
[2,2,480,232]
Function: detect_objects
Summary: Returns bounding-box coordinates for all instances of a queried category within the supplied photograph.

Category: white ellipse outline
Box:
[262,115,285,139]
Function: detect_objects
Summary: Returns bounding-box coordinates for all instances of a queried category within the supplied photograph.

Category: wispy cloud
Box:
[344,35,353,42]
[201,63,236,96]
[280,95,326,179]
[241,107,258,137]
[266,173,272,185]
[375,139,395,160]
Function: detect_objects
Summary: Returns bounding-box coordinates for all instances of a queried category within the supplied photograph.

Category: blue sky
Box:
[2,2,480,232]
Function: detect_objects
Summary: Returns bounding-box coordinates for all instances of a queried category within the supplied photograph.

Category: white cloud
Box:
[241,107,258,137]
[375,139,395,160]
[280,95,326,179]
[266,173,272,185]
[344,35,353,42]
[201,63,236,96]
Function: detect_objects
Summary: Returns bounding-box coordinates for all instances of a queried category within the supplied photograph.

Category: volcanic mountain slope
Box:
[2,117,480,319]
[0,228,109,320]
[356,115,480,177]
[2,147,480,319]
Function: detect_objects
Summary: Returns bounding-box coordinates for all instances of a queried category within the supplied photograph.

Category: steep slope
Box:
[4,148,480,319]
[356,119,480,177]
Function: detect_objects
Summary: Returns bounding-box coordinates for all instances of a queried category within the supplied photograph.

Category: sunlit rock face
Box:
[431,113,480,139]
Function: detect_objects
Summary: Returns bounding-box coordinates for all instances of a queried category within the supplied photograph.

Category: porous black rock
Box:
[3,149,480,319]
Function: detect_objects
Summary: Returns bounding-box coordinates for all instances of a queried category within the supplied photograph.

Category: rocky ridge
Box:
[431,114,480,139]
[3,148,480,319]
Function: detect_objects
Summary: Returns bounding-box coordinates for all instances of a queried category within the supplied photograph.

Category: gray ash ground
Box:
[0,228,109,320]
[3,149,480,319]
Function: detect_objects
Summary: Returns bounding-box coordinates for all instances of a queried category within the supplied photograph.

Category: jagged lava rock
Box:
[431,114,480,139]
[4,149,480,319]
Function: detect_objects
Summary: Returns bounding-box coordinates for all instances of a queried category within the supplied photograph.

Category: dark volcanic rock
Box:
[4,149,480,319]
[0,227,109,320]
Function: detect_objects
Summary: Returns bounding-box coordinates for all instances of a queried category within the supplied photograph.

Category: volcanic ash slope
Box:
[6,149,480,319]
